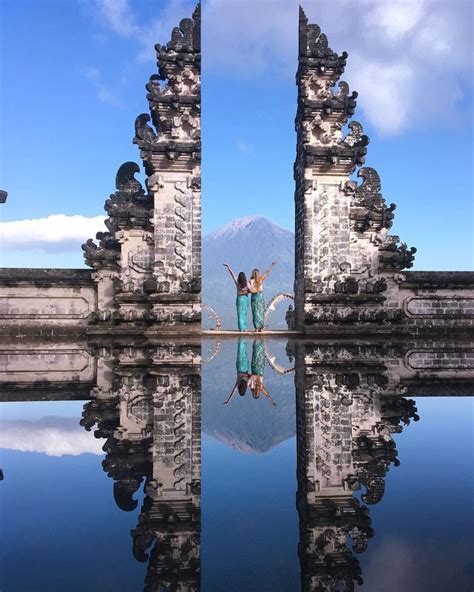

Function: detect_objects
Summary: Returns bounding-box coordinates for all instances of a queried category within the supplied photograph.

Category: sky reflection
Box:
[0,339,473,591]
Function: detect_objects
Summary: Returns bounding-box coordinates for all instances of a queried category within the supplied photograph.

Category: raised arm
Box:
[223,263,238,285]
[261,261,277,281]
[223,383,238,405]
[261,385,277,406]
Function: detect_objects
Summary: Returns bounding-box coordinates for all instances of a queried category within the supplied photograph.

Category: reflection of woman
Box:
[223,263,250,332]
[248,262,277,332]
[223,339,276,406]
[223,337,250,404]
[249,339,276,406]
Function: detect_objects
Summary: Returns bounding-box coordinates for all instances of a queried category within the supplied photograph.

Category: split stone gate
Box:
[0,5,473,336]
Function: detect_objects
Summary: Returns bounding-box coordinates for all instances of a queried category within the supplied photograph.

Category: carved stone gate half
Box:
[292,8,474,335]
[0,5,202,336]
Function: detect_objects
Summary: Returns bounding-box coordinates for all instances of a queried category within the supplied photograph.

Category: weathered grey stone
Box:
[0,6,202,337]
[0,5,472,339]
[0,333,472,588]
[293,9,473,334]
[80,339,201,590]
[82,4,202,332]
[0,269,95,333]
[295,338,420,591]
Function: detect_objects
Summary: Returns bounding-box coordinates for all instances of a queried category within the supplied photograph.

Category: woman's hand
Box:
[262,261,277,281]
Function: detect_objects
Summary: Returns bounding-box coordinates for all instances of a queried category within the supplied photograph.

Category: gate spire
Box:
[294,8,416,331]
[83,4,201,333]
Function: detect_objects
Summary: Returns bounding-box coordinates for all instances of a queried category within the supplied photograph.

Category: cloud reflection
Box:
[363,536,472,591]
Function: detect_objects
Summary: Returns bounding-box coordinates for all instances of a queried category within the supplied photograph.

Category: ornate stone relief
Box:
[294,8,417,329]
[83,5,201,331]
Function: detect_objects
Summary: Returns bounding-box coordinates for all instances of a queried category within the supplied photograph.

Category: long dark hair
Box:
[237,271,247,291]
[237,378,248,396]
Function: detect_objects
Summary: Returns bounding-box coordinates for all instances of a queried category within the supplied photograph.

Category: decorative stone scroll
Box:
[83,4,201,331]
[294,8,417,330]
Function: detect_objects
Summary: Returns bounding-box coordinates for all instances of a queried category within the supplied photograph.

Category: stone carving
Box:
[134,113,156,144]
[81,5,201,331]
[294,8,418,330]
[82,237,120,269]
[295,341,420,591]
[174,180,191,274]
[82,161,154,321]
[378,237,417,271]
[349,168,396,233]
[81,341,201,590]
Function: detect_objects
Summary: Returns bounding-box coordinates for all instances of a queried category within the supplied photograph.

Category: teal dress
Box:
[236,337,250,374]
[251,292,265,330]
[251,339,265,376]
[236,294,249,331]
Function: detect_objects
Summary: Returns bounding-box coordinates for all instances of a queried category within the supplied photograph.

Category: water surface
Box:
[0,337,472,591]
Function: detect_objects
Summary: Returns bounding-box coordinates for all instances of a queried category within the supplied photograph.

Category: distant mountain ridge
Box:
[206,216,293,242]
[202,216,295,329]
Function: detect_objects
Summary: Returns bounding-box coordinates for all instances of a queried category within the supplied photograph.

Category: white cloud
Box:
[366,0,426,41]
[350,58,414,134]
[137,0,195,63]
[203,0,473,135]
[92,0,195,62]
[90,0,473,135]
[0,214,106,252]
[0,417,105,457]
[83,66,122,107]
[94,0,140,37]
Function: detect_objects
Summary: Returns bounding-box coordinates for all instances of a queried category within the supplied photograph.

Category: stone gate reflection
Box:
[80,342,201,591]
[0,333,472,590]
[37,335,471,591]
[293,341,420,591]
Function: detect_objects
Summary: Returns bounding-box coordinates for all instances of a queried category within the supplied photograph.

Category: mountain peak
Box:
[202,215,295,329]
[205,216,292,241]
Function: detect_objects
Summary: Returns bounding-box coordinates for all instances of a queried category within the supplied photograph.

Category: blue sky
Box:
[0,0,472,270]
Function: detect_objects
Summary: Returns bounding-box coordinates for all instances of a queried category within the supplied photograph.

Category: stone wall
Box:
[299,339,474,396]
[0,269,95,334]
[303,270,474,333]
[0,336,95,400]
[394,271,474,334]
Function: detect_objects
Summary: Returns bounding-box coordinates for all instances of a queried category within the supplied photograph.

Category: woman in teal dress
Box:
[223,338,276,406]
[223,263,250,332]
[248,261,277,332]
[249,339,276,405]
[223,337,250,404]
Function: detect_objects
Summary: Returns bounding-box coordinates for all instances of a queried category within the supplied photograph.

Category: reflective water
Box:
[0,337,473,591]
